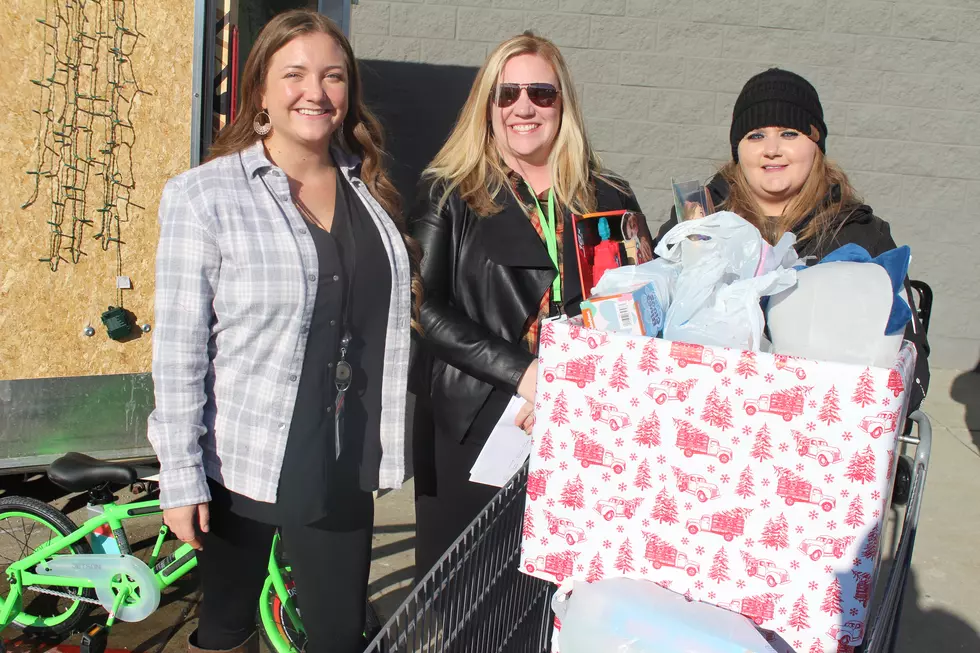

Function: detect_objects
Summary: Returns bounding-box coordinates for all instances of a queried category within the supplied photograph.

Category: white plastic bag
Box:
[589,258,679,335]
[654,212,797,350]
[654,211,767,280]
[758,231,802,275]
[655,212,767,331]
[552,578,777,653]
[665,267,797,351]
[591,257,679,300]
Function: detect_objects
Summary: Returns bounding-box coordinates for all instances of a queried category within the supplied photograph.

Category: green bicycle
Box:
[0,453,380,653]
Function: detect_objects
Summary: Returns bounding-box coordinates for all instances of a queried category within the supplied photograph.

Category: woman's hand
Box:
[163,503,210,551]
[514,400,535,435]
[517,359,538,403]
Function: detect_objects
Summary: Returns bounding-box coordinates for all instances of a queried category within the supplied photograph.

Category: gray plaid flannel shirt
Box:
[147,142,411,509]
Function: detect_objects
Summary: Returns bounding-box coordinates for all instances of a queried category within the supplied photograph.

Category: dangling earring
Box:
[253,110,272,136]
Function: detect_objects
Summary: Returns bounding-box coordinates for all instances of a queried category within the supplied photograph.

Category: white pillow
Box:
[766,261,905,367]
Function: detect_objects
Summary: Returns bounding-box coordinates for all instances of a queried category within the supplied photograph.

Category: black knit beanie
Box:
[730,68,827,161]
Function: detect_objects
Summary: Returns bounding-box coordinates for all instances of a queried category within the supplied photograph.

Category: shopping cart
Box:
[364,411,931,653]
[362,463,554,653]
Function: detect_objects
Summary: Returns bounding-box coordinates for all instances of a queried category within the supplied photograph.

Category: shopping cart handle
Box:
[904,411,932,469]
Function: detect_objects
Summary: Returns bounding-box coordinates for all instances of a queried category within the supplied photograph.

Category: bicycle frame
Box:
[0,498,192,630]
[0,495,301,646]
[259,533,305,653]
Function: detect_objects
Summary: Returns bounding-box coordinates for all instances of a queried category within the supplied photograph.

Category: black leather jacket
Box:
[411,174,651,445]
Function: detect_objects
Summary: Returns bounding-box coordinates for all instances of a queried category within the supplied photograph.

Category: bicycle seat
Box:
[48,452,140,492]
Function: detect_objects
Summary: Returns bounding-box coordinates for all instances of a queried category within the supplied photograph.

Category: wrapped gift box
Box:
[523,319,915,653]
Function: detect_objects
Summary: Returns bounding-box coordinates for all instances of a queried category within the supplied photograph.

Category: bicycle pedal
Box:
[80,625,108,653]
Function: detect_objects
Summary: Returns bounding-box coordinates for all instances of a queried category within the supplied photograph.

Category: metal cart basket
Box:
[363,463,555,653]
[364,411,932,653]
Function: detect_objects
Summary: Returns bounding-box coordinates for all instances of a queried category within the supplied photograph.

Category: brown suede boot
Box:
[188,629,259,653]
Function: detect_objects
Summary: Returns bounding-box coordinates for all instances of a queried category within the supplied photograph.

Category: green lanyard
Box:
[527,183,562,303]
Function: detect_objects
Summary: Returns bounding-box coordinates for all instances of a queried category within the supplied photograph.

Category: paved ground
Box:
[886,367,980,652]
[0,366,977,652]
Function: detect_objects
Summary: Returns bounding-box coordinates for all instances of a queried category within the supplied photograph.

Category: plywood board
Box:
[0,0,194,379]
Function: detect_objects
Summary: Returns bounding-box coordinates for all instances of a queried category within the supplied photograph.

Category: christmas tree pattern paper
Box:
[521,319,916,653]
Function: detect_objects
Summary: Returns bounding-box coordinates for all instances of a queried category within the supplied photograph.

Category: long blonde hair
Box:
[719,149,863,252]
[207,9,423,331]
[424,32,602,216]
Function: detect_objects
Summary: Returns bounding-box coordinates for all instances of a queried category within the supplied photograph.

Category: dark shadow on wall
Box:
[950,360,980,451]
[358,61,480,206]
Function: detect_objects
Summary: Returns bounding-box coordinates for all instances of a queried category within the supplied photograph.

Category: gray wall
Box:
[351,0,980,370]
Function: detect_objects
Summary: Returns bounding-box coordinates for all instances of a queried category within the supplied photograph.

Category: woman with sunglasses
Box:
[409,31,655,580]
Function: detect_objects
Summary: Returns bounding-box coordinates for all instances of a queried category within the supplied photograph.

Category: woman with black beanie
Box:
[654,68,930,412]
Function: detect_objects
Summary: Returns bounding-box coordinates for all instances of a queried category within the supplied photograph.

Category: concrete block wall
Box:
[351,0,980,370]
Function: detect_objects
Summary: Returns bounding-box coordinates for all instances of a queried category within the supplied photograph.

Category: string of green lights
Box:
[22,0,147,307]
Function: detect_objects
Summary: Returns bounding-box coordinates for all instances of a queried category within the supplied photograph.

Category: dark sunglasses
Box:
[492,83,561,108]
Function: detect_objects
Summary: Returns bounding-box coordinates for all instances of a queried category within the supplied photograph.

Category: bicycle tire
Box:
[257,565,382,653]
[0,495,95,636]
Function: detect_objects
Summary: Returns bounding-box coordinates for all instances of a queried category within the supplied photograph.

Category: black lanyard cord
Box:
[334,172,359,392]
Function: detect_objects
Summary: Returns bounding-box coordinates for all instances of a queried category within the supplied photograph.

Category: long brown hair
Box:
[718,149,863,253]
[424,32,605,217]
[208,9,423,331]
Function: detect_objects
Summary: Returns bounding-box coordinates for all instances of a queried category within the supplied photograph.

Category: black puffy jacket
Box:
[653,174,930,412]
[410,174,651,445]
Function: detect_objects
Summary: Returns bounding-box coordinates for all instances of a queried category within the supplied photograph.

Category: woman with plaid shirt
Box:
[148,11,421,653]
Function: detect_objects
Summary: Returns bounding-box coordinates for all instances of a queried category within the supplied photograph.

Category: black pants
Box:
[413,404,499,584]
[195,489,374,653]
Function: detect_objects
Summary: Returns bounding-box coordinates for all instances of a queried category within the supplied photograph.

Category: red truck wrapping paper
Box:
[522,320,916,653]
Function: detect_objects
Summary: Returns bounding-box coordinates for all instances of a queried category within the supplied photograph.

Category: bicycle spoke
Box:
[0,519,16,546]
[281,610,306,649]
[22,518,39,559]
[0,524,19,564]
[0,518,32,556]
[0,502,96,636]
[16,519,35,561]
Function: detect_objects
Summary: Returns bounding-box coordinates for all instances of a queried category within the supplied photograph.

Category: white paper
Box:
[469,395,532,487]
[116,276,132,289]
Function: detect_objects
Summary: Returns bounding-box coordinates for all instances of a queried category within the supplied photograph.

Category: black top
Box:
[409,174,653,446]
[215,172,391,526]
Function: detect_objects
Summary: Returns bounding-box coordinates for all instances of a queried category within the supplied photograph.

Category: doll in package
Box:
[572,210,654,293]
